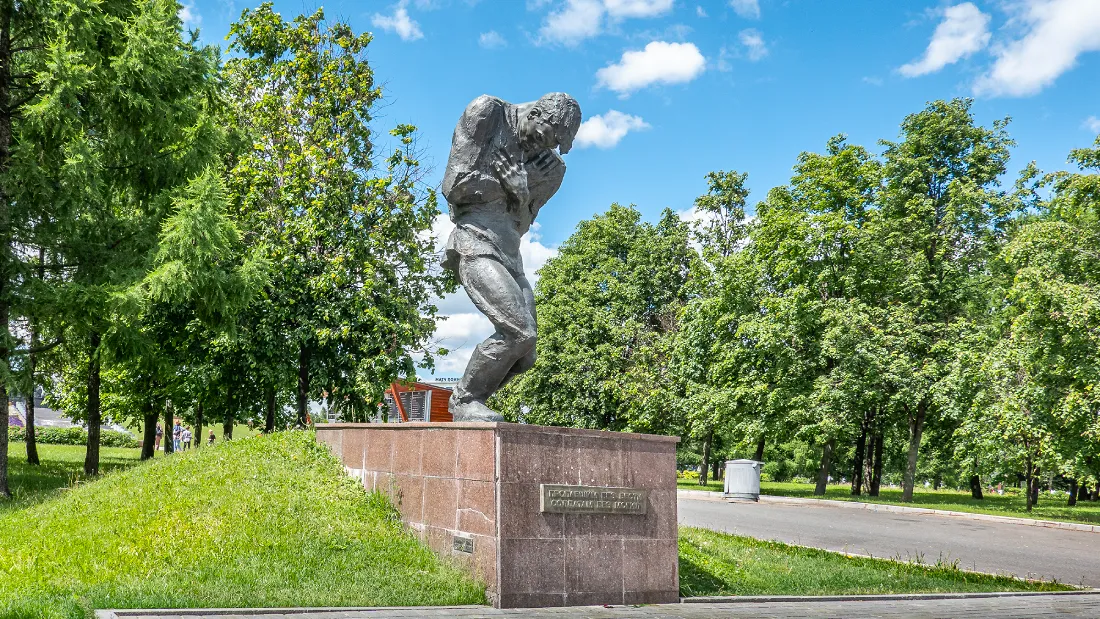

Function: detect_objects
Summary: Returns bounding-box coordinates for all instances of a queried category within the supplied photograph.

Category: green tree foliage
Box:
[224,4,451,426]
[493,204,698,431]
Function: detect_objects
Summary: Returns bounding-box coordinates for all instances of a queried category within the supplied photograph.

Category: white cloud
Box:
[595,41,707,95]
[729,0,760,19]
[539,0,604,45]
[371,1,424,42]
[425,218,559,377]
[739,28,768,61]
[696,6,707,18]
[974,0,1100,97]
[604,0,674,19]
[899,3,990,77]
[179,1,201,29]
[1085,116,1100,134]
[575,110,651,149]
[537,0,674,45]
[479,30,507,49]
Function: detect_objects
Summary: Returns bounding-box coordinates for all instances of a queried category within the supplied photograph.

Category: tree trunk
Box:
[223,382,234,440]
[851,410,870,495]
[141,402,157,460]
[24,387,37,464]
[753,434,766,462]
[901,400,927,502]
[194,401,203,450]
[1029,466,1041,508]
[1078,483,1089,502]
[1025,456,1034,512]
[297,344,310,427]
[698,429,712,486]
[933,472,942,491]
[162,399,173,455]
[1068,480,1077,507]
[84,332,102,476]
[870,430,884,496]
[25,308,39,465]
[814,439,834,496]
[1092,485,1099,502]
[0,0,15,499]
[265,384,276,433]
[712,458,722,482]
[969,475,983,500]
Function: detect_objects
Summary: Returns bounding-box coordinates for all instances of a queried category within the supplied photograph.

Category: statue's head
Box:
[523,92,582,154]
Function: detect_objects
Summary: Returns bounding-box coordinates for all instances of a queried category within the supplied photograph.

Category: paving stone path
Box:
[97,592,1100,618]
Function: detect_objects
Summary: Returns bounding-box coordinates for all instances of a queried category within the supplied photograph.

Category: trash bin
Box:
[724,459,762,501]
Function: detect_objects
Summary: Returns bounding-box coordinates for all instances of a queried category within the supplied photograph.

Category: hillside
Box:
[0,432,485,619]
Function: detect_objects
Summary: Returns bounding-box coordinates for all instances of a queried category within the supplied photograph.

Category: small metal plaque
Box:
[540,484,648,515]
[453,534,474,554]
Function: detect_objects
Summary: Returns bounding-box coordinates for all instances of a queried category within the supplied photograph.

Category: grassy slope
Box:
[0,433,484,619]
[678,527,1071,597]
[677,479,1100,525]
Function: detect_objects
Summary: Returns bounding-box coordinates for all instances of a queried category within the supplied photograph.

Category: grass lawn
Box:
[676,478,1100,525]
[0,432,485,619]
[4,442,143,511]
[678,526,1072,597]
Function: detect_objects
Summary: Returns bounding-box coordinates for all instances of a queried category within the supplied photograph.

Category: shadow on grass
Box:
[4,442,143,510]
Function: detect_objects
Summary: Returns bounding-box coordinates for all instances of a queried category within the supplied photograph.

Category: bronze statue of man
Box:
[441,93,582,421]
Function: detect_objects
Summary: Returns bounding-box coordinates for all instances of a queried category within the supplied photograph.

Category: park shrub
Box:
[8,426,138,448]
[679,469,700,481]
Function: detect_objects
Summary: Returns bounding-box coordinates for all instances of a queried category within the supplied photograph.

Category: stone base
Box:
[315,422,679,608]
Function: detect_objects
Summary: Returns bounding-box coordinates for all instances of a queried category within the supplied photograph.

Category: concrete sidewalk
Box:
[95,591,1100,618]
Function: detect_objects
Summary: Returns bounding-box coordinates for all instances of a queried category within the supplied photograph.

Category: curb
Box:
[95,607,488,618]
[681,590,1100,604]
[676,489,1100,534]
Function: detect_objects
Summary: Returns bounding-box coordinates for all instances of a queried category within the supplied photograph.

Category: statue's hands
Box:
[529,150,563,178]
[491,150,529,206]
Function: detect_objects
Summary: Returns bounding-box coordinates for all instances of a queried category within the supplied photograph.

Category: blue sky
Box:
[182,0,1100,376]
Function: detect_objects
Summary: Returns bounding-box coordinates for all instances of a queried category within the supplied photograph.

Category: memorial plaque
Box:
[539,484,648,515]
[453,534,474,554]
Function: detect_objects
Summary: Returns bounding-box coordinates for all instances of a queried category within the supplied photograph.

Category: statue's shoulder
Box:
[458,95,507,138]
[464,94,507,117]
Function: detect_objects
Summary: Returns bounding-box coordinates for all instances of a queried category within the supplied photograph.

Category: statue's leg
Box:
[450,256,535,421]
[496,272,537,391]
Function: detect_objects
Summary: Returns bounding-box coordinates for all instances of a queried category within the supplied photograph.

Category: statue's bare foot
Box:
[450,399,504,422]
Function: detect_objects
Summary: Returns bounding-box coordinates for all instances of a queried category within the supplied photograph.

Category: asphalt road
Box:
[678,497,1100,588]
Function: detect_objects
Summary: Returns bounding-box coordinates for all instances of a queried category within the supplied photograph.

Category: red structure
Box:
[383,380,456,423]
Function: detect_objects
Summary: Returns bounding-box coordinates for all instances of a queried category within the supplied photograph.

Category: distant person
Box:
[154,423,163,452]
[173,422,182,452]
[208,429,215,445]
[182,427,192,450]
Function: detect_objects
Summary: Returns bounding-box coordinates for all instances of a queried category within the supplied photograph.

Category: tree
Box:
[223,4,450,426]
[877,99,1016,501]
[21,0,224,475]
[494,204,698,431]
[672,171,752,485]
[0,0,52,495]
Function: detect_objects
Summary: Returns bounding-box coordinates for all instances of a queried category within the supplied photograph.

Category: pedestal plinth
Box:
[315,422,679,608]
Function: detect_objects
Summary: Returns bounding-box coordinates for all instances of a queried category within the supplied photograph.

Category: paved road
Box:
[98,592,1100,618]
[679,497,1100,587]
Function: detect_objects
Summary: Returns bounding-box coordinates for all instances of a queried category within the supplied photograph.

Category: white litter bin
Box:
[723,459,762,501]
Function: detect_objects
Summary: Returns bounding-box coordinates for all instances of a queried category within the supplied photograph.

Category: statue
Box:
[441,93,582,421]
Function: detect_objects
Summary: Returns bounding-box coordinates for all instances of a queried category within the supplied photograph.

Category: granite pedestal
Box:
[315,422,679,608]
